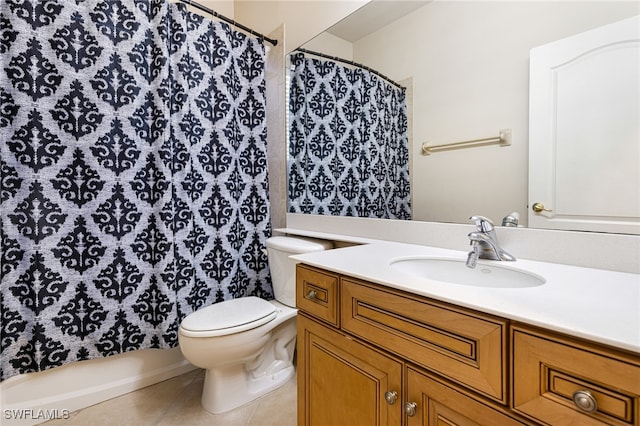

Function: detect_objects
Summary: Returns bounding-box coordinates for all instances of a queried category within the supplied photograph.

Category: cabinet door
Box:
[406,366,529,426]
[297,314,403,426]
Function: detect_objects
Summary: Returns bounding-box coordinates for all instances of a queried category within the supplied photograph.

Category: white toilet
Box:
[178,236,333,414]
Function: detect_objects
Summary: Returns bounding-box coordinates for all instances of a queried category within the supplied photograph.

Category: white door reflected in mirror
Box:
[528,15,640,235]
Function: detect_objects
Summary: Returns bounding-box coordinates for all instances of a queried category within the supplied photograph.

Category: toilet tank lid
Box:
[180,297,276,334]
[266,236,333,254]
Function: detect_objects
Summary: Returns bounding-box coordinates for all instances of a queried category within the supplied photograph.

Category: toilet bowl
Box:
[178,236,333,414]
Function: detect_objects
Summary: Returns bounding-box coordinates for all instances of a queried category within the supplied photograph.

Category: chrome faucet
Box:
[466,215,516,268]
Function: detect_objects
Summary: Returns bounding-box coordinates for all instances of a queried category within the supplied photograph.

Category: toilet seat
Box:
[179,296,277,338]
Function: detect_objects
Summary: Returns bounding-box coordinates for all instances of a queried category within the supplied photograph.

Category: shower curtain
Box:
[288,52,411,219]
[0,0,272,381]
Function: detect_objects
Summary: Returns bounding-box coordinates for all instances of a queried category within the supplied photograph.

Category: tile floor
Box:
[42,369,297,426]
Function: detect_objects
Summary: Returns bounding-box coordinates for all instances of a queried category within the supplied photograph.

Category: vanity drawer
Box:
[341,279,509,403]
[512,325,640,426]
[296,265,340,327]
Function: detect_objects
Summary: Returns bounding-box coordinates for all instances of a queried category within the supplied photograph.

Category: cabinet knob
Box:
[572,390,598,413]
[532,202,552,213]
[404,401,417,417]
[384,391,397,405]
[306,290,317,300]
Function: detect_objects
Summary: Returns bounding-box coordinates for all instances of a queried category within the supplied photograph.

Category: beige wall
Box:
[351,1,639,225]
[303,31,354,58]
[265,25,288,230]
[178,0,235,18]
[181,0,368,53]
[234,0,368,52]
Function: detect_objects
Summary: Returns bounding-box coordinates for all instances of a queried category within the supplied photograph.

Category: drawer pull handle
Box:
[384,391,397,405]
[404,401,417,417]
[572,390,598,413]
[306,290,317,300]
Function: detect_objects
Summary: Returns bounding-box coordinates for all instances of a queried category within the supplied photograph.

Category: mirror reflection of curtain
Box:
[288,53,411,219]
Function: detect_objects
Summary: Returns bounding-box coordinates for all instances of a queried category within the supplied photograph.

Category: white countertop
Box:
[290,239,640,354]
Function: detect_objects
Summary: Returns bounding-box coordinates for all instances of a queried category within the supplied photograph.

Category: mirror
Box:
[287,0,639,230]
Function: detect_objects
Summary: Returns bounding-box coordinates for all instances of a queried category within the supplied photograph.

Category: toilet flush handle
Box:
[306,290,317,300]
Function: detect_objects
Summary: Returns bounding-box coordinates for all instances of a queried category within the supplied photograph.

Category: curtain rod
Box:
[294,47,404,90]
[176,0,277,46]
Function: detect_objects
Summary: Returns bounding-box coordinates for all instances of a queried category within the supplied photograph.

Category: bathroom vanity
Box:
[292,241,640,426]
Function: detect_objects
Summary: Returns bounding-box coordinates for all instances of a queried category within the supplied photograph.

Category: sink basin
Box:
[389,257,545,288]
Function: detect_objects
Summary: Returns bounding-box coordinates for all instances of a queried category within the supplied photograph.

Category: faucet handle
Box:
[470,215,494,232]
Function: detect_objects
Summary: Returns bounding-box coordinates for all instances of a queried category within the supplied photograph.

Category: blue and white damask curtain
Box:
[0,0,272,380]
[288,52,410,219]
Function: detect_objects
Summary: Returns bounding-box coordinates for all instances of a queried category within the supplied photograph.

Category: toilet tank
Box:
[266,236,333,307]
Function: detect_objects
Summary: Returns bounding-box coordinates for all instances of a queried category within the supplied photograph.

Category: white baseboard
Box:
[0,348,197,426]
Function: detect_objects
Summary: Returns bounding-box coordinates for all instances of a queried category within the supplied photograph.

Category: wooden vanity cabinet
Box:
[296,264,640,426]
[297,314,403,426]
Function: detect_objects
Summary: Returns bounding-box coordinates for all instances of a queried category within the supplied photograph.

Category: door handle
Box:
[532,202,552,213]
